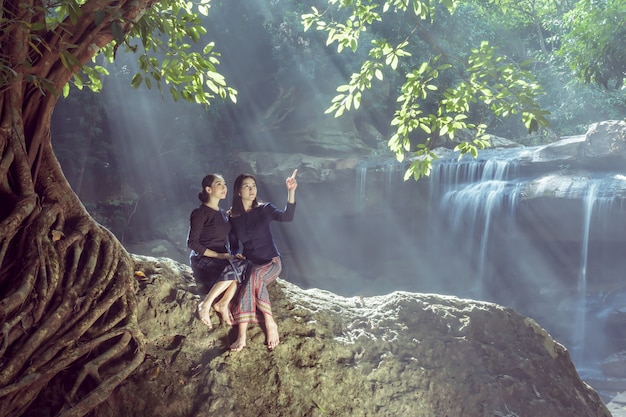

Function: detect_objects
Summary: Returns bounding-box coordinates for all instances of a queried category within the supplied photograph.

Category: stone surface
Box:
[92,254,611,417]
[608,392,626,417]
[582,120,626,158]
[235,152,346,184]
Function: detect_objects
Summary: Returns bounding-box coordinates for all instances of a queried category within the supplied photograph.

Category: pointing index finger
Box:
[290,169,298,179]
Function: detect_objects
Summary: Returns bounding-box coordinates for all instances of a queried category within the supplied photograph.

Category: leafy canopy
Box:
[118,0,237,104]
[557,0,626,89]
[303,0,550,180]
[3,0,557,182]
[4,0,238,105]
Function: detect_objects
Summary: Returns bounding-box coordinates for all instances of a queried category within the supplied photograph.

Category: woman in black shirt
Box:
[229,169,297,351]
[187,173,246,329]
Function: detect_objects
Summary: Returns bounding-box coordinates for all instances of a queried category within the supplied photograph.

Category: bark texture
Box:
[0,0,157,415]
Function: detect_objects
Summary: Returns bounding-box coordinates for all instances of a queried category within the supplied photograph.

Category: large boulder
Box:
[581,120,626,159]
[92,255,611,417]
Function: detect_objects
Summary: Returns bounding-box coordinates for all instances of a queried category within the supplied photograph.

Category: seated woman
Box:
[228,169,297,351]
[187,173,247,329]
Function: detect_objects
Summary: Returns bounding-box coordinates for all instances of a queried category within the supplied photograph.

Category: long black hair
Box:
[230,173,260,217]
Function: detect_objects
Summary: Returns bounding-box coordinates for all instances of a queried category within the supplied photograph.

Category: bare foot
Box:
[230,323,248,352]
[197,301,212,329]
[213,303,234,326]
[230,337,246,352]
[265,318,280,350]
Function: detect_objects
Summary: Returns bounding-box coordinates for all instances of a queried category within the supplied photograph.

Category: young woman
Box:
[228,169,298,351]
[187,173,247,329]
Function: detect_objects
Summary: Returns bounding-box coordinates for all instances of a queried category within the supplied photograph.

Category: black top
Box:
[230,202,295,265]
[187,204,231,257]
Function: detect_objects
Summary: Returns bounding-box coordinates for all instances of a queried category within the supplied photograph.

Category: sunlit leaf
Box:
[337,84,351,92]
[198,5,209,16]
[353,92,361,109]
[131,73,143,88]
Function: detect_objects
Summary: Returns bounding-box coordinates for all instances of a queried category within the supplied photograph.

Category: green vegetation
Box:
[48,0,626,183]
[1,0,625,415]
[302,0,625,178]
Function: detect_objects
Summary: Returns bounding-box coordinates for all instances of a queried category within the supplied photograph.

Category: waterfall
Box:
[430,155,521,299]
[426,146,626,367]
[382,162,396,201]
[572,182,597,365]
[339,137,626,371]
[355,165,367,209]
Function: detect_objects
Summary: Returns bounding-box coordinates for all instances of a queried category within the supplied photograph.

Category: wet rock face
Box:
[582,120,626,159]
[93,255,610,417]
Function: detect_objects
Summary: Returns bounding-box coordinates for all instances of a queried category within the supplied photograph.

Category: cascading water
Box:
[573,182,596,366]
[430,155,522,299]
[280,126,626,394]
[287,133,626,376]
[356,165,367,209]
[425,144,626,369]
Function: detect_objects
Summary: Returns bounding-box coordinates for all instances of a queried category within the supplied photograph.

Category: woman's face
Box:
[239,177,257,203]
[208,176,227,200]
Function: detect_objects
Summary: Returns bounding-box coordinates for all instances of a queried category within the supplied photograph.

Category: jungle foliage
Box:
[50,0,626,186]
[302,0,625,177]
[1,0,625,416]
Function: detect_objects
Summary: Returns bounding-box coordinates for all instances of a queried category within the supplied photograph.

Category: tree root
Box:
[0,201,146,416]
[1,69,146,417]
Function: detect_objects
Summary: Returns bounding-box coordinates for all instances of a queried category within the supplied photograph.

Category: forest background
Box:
[2,0,626,416]
[50,0,626,253]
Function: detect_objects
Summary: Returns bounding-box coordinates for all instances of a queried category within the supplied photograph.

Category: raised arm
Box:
[286,169,298,204]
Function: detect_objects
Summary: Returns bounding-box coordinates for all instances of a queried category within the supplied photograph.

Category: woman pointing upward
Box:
[229,169,298,351]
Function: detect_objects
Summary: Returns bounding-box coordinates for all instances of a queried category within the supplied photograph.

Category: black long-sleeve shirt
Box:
[229,202,295,265]
[187,204,231,258]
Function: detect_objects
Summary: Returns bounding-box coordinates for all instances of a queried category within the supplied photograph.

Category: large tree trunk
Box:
[0,89,146,417]
[0,1,154,416]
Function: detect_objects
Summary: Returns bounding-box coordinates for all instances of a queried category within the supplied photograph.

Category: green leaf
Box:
[353,92,361,109]
[198,5,209,16]
[202,42,215,55]
[131,73,143,88]
[111,21,125,44]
